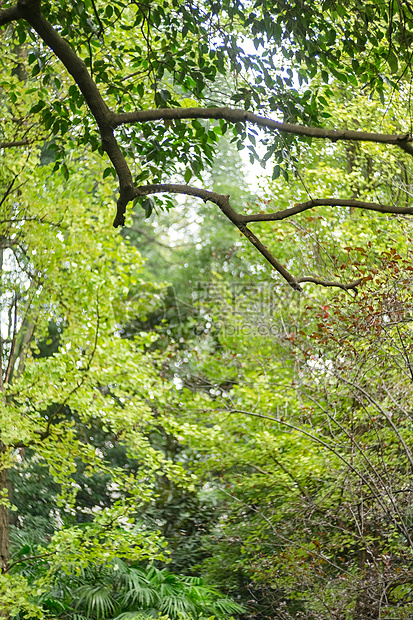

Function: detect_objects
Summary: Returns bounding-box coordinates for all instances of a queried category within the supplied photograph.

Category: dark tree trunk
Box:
[0,445,9,575]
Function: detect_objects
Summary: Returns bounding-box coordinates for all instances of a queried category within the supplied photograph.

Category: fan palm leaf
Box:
[112,613,154,620]
[119,568,160,608]
[75,583,117,619]
[158,594,197,618]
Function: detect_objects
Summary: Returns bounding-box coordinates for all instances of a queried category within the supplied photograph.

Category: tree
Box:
[0,147,204,614]
[145,90,413,618]
[4,2,413,617]
[2,0,413,290]
[163,242,413,618]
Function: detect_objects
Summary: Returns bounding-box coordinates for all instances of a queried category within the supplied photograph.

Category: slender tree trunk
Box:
[0,250,10,585]
[0,444,9,619]
[0,444,9,575]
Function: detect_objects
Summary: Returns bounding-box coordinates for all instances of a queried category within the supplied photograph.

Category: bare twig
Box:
[6,549,56,572]
[223,407,413,547]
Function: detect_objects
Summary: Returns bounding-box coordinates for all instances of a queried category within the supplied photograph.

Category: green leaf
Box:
[103,167,115,179]
[29,100,46,114]
[184,168,192,183]
[141,197,154,218]
[387,50,398,73]
[272,165,281,180]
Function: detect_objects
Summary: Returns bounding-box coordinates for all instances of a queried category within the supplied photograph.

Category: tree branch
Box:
[240,198,413,222]
[0,140,30,149]
[17,1,110,124]
[0,4,19,26]
[113,107,413,153]
[131,183,301,289]
[225,408,413,545]
[124,225,179,249]
[6,549,56,572]
[296,276,363,291]
[16,0,135,204]
[3,4,410,291]
[131,183,364,291]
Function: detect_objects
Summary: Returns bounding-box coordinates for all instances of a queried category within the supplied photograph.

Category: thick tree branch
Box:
[113,107,413,154]
[16,0,135,203]
[0,139,30,148]
[131,184,365,291]
[0,4,19,25]
[240,198,413,222]
[132,183,301,289]
[17,0,109,123]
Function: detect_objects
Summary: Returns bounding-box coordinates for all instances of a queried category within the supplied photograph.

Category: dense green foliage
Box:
[3,1,413,619]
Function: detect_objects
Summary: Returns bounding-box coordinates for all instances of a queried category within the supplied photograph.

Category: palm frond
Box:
[206,598,246,616]
[180,576,204,586]
[158,594,197,618]
[119,567,160,607]
[112,557,130,575]
[186,584,216,603]
[75,583,117,619]
[111,613,154,620]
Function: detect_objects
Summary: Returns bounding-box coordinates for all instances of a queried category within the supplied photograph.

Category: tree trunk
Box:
[0,442,10,619]
[0,447,9,574]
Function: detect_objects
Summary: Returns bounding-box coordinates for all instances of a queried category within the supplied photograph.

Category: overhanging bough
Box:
[2,0,413,291]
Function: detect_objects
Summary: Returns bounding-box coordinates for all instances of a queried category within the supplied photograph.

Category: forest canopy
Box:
[2,1,413,619]
[2,0,413,287]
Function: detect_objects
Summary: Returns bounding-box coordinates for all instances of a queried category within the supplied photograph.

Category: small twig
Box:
[124,225,176,249]
[396,324,413,383]
[90,0,104,37]
[7,549,56,572]
[296,275,363,291]
[222,407,413,543]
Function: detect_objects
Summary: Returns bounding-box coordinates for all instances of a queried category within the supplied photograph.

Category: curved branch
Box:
[241,198,413,222]
[16,1,135,202]
[17,1,109,123]
[113,107,413,154]
[0,4,19,26]
[2,3,406,293]
[6,549,55,572]
[296,276,363,291]
[131,183,363,291]
[132,183,301,290]
[133,183,241,222]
